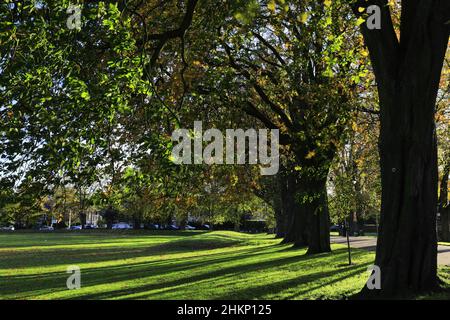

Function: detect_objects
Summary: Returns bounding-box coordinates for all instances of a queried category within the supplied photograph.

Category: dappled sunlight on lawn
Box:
[0,231,396,300]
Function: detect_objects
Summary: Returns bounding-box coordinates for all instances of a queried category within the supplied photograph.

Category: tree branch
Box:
[350,0,400,82]
[223,42,294,130]
[138,0,199,65]
[244,101,291,145]
[252,31,286,66]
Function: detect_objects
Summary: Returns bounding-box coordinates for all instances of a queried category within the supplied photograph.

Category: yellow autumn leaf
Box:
[299,12,308,23]
[324,0,332,7]
[356,17,365,26]
[358,6,365,13]
[268,0,276,12]
[305,150,316,159]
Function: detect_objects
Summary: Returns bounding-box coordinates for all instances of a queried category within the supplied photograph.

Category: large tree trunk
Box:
[274,173,286,238]
[79,212,86,228]
[373,104,438,296]
[439,165,449,242]
[302,178,331,254]
[354,0,449,298]
[348,212,359,236]
[281,158,333,253]
[281,172,308,246]
[133,216,141,229]
[366,54,444,296]
[274,207,285,238]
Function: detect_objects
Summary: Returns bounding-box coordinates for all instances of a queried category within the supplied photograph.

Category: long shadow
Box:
[2,233,374,300]
[213,262,372,300]
[0,244,283,296]
[283,262,372,299]
[438,247,450,253]
[74,248,351,299]
[0,237,246,269]
[2,244,279,282]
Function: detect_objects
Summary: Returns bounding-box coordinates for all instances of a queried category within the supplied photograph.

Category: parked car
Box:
[112,222,133,229]
[185,225,196,230]
[0,226,15,231]
[330,225,342,232]
[39,225,54,231]
[145,223,160,230]
[84,224,97,229]
[201,224,211,230]
[67,225,82,230]
[165,224,179,230]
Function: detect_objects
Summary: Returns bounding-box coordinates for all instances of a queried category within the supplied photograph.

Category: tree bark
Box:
[348,212,359,236]
[281,172,308,246]
[280,158,333,253]
[353,0,449,298]
[79,212,86,228]
[274,207,285,238]
[133,216,141,229]
[274,173,286,238]
[439,165,449,242]
[374,116,438,296]
[303,178,331,254]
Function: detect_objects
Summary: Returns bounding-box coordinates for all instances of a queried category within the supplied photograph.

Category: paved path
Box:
[330,236,450,266]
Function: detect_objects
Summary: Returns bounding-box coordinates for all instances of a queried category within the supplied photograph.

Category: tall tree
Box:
[351,0,450,296]
[187,0,367,253]
[329,108,381,236]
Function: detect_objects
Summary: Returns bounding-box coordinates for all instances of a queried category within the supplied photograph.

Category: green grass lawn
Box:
[0,230,448,300]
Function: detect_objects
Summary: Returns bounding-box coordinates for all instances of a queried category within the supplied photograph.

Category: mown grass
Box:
[0,230,448,300]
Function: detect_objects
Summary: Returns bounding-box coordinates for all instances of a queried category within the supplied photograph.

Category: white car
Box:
[39,225,54,231]
[112,222,133,229]
[185,225,196,230]
[67,225,82,230]
[0,226,15,231]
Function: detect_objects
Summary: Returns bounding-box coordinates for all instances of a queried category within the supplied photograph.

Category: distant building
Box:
[86,211,100,226]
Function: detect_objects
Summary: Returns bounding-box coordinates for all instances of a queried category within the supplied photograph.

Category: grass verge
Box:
[0,230,448,300]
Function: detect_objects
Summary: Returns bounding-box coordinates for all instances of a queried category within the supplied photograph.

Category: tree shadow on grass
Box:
[214,262,373,300]
[1,237,374,300]
[71,248,361,300]
[0,244,282,297]
[0,236,248,270]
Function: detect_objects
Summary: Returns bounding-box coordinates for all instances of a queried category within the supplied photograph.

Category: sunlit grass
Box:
[0,230,448,300]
